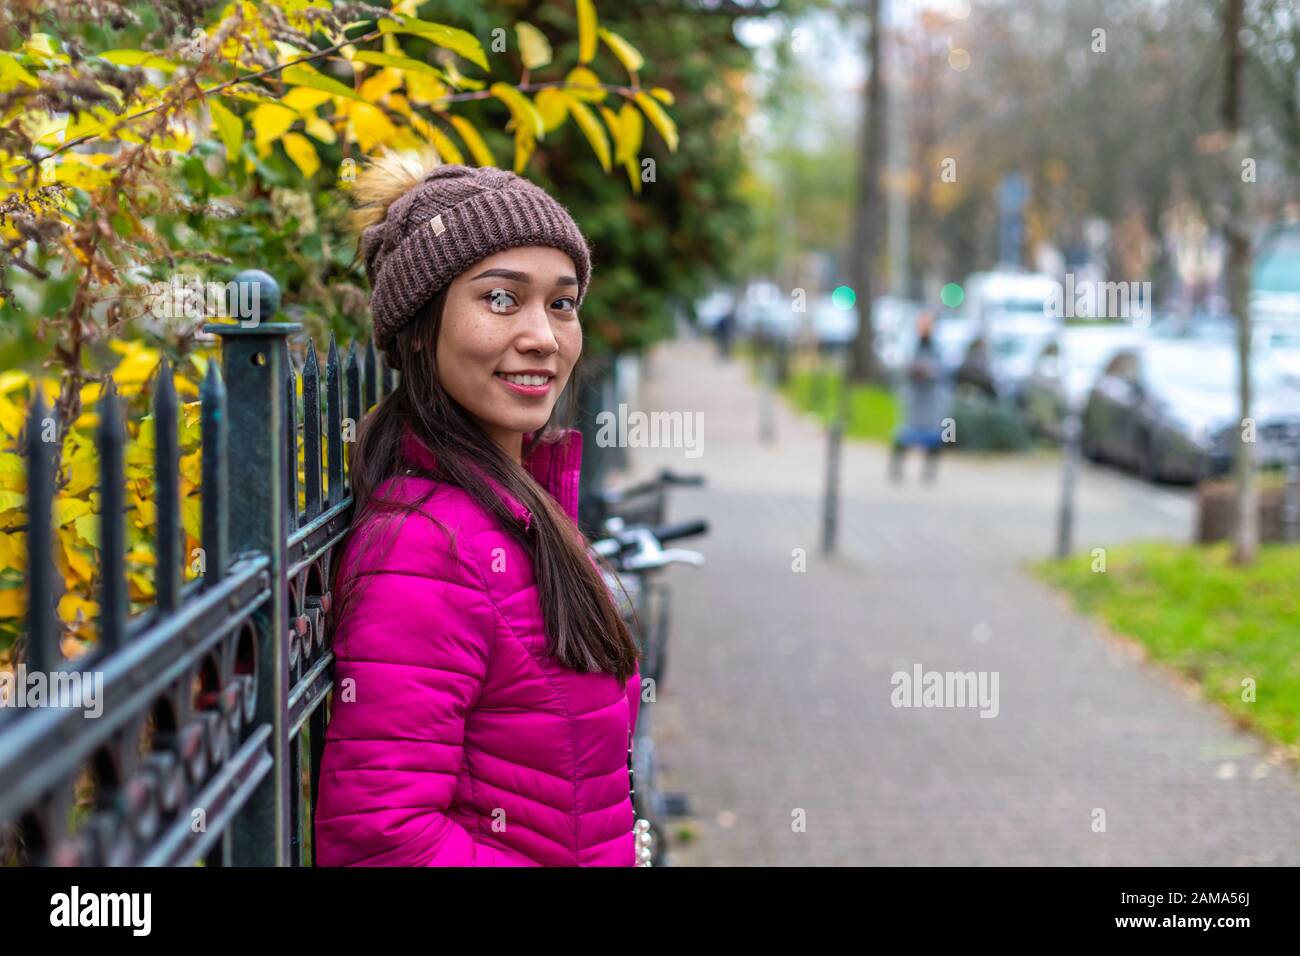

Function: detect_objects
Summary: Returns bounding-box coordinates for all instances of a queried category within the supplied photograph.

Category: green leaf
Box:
[349,51,446,81]
[378,18,489,72]
[98,49,178,73]
[515,23,552,71]
[281,64,366,103]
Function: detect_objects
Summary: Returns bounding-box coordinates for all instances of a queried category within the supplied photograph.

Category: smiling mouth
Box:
[494,371,555,395]
[495,372,554,387]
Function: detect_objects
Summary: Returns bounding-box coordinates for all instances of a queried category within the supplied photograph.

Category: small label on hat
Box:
[430,214,446,236]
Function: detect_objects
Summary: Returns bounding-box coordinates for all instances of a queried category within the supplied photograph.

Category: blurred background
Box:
[2,0,1300,867]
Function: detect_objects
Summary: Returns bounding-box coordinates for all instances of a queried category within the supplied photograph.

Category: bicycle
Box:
[591,514,708,866]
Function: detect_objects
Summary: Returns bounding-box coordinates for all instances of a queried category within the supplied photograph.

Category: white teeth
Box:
[499,373,549,387]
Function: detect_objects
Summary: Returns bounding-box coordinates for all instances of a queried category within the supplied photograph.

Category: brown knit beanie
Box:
[361,163,593,351]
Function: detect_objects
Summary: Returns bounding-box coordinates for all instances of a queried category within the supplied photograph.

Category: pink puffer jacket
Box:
[315,427,640,866]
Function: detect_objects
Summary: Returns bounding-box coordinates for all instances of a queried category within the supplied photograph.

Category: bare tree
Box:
[848,0,888,384]
[1223,0,1257,565]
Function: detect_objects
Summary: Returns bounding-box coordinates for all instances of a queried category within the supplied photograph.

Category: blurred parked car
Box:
[1081,341,1300,483]
[1019,326,1146,440]
[810,295,858,350]
[954,314,1061,401]
[963,269,1061,327]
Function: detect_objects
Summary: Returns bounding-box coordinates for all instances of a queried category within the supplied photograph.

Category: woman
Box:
[314,152,643,866]
[889,311,946,482]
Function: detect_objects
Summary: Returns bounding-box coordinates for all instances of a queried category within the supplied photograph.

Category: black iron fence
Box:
[0,276,391,866]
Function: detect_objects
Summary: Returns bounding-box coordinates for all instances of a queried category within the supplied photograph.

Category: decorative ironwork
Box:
[0,272,394,866]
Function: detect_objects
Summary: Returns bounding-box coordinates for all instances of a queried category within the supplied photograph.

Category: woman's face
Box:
[436,245,583,462]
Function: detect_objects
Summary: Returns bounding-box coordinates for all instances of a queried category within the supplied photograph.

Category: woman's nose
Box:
[516,304,560,354]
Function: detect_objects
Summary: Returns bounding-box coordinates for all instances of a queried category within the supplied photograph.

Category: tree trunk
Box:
[1223,0,1257,565]
[848,0,887,385]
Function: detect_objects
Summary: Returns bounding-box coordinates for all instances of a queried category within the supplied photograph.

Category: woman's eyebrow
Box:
[469,267,579,286]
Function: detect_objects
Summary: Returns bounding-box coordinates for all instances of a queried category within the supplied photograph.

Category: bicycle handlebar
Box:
[652,518,709,544]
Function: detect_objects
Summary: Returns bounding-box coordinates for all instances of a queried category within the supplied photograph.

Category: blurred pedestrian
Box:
[890,311,945,482]
[713,305,736,358]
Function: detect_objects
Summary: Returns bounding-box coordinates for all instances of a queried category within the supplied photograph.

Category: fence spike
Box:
[200,361,228,587]
[153,357,181,613]
[302,342,323,518]
[325,333,344,505]
[98,381,127,649]
[24,392,59,674]
[283,340,300,533]
[363,339,378,410]
[345,343,361,431]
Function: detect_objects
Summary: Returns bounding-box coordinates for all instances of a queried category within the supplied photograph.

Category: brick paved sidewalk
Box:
[614,334,1300,865]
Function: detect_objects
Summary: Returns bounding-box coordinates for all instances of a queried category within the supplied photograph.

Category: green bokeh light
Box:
[831,285,856,309]
[940,283,965,308]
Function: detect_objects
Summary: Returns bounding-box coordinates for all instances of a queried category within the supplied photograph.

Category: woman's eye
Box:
[485,288,518,312]
[552,296,577,313]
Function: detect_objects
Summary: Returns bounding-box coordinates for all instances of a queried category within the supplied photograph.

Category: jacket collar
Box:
[398,426,583,531]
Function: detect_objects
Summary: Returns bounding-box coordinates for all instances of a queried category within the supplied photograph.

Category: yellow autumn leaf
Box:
[0,370,27,393]
[535,88,569,133]
[562,94,610,172]
[58,529,94,584]
[0,395,24,438]
[576,0,598,64]
[54,498,92,527]
[280,87,333,113]
[598,105,621,161]
[250,102,299,148]
[405,71,450,107]
[513,125,537,175]
[0,587,23,618]
[304,115,337,144]
[617,101,643,164]
[359,68,404,102]
[564,65,605,103]
[0,454,24,491]
[650,86,674,106]
[490,83,544,140]
[598,28,643,74]
[348,102,399,152]
[209,98,244,162]
[0,531,25,573]
[412,116,464,164]
[635,90,678,152]
[283,132,321,178]
[58,593,99,625]
[182,497,202,542]
[449,115,494,166]
[515,23,552,70]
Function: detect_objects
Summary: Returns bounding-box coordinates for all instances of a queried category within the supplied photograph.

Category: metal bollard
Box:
[822,419,843,556]
[1056,408,1081,558]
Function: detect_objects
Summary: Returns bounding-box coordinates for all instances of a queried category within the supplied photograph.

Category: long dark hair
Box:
[330,286,639,684]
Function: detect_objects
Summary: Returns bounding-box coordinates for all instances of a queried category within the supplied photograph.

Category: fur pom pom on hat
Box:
[352,151,593,351]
